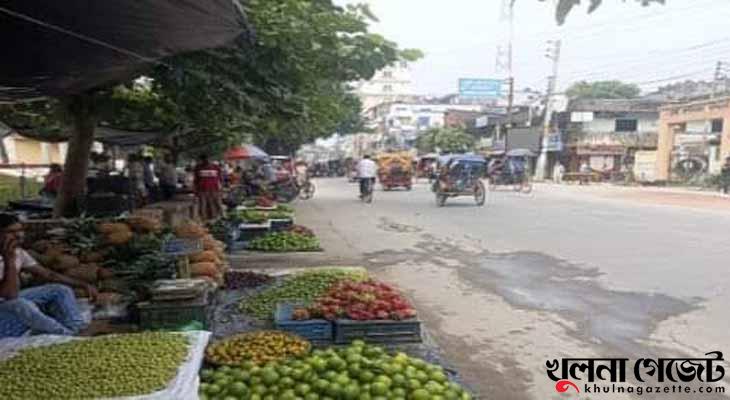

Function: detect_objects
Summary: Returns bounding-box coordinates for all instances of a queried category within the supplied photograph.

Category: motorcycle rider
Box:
[356,155,377,198]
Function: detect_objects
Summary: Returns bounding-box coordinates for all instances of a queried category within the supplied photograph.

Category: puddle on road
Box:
[367,240,702,355]
[458,251,702,353]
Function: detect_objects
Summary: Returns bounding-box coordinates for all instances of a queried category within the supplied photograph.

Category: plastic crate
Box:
[275,302,333,343]
[270,218,294,231]
[238,225,270,242]
[138,293,212,330]
[334,319,422,344]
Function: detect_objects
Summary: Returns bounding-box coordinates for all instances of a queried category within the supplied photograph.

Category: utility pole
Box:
[536,39,561,181]
[498,0,516,150]
[713,61,727,98]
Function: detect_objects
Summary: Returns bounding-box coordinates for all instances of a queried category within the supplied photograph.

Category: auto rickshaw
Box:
[487,149,533,193]
[433,154,487,207]
[376,152,413,191]
[417,153,439,181]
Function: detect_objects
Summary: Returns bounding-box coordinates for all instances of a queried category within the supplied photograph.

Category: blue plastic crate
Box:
[270,218,294,231]
[334,319,422,344]
[275,302,333,343]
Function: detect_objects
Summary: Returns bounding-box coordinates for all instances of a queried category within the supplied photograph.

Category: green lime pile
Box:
[247,231,320,252]
[239,210,269,224]
[199,340,472,400]
[267,210,293,220]
[0,332,189,400]
[241,269,367,319]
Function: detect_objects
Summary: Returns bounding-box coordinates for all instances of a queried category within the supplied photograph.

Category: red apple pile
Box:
[308,279,416,321]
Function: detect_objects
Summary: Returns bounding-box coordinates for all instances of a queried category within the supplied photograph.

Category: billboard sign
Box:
[459,78,503,98]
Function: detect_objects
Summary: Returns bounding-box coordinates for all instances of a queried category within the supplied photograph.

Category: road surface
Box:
[291,179,730,399]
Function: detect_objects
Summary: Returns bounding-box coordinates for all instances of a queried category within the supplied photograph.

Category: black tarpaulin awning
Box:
[94,127,168,147]
[0,0,252,102]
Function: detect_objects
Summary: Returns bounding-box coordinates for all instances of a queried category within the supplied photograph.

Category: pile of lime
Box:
[199,340,472,400]
[0,332,189,400]
[240,269,368,319]
[247,231,320,252]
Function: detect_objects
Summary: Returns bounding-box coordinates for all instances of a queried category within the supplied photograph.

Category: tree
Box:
[566,80,641,99]
[0,0,421,216]
[416,128,475,154]
[533,0,666,25]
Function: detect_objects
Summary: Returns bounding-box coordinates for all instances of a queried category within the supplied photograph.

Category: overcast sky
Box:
[336,0,730,96]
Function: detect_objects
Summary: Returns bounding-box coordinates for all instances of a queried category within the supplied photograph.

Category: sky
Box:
[335,0,730,96]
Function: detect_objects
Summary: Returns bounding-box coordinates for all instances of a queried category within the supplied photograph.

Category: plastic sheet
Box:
[0,330,211,400]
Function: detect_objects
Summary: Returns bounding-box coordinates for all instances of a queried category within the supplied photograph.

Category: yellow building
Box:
[0,133,68,178]
[656,97,730,181]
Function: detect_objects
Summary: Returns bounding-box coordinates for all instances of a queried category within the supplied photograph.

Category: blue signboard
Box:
[458,78,503,98]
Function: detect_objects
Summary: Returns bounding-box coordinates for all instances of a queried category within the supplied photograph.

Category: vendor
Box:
[40,163,63,200]
[194,154,223,220]
[0,214,97,338]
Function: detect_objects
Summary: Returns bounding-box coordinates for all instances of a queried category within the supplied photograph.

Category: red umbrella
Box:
[224,145,269,160]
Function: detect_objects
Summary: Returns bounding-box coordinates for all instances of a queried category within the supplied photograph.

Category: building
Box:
[0,130,68,179]
[559,98,662,173]
[353,62,415,110]
[364,102,485,149]
[655,96,730,182]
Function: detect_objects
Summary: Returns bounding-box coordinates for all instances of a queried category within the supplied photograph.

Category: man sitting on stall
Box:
[0,214,97,338]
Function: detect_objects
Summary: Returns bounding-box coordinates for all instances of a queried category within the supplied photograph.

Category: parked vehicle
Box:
[487,150,533,194]
[433,155,487,207]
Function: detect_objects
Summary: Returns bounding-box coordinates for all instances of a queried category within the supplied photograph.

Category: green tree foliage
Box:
[566,80,642,99]
[416,128,475,154]
[534,0,666,25]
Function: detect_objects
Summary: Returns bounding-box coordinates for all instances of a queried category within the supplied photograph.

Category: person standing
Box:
[127,154,147,206]
[142,156,157,202]
[41,164,63,201]
[721,156,730,195]
[553,162,565,184]
[0,214,97,338]
[158,154,178,201]
[194,155,223,220]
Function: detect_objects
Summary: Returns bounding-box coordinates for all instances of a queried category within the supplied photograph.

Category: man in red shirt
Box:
[41,164,63,200]
[194,154,223,220]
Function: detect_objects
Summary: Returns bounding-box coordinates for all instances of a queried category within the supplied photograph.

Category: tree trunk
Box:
[54,94,97,218]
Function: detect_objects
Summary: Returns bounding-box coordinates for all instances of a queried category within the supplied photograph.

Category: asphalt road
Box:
[293,178,730,400]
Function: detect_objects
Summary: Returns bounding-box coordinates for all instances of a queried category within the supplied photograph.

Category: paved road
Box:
[294,178,730,399]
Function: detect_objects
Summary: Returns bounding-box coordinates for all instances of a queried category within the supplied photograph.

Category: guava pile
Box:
[199,340,472,400]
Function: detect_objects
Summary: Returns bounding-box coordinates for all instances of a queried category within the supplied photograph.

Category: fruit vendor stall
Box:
[0,257,476,399]
[208,201,322,254]
[18,213,230,330]
[0,208,473,399]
